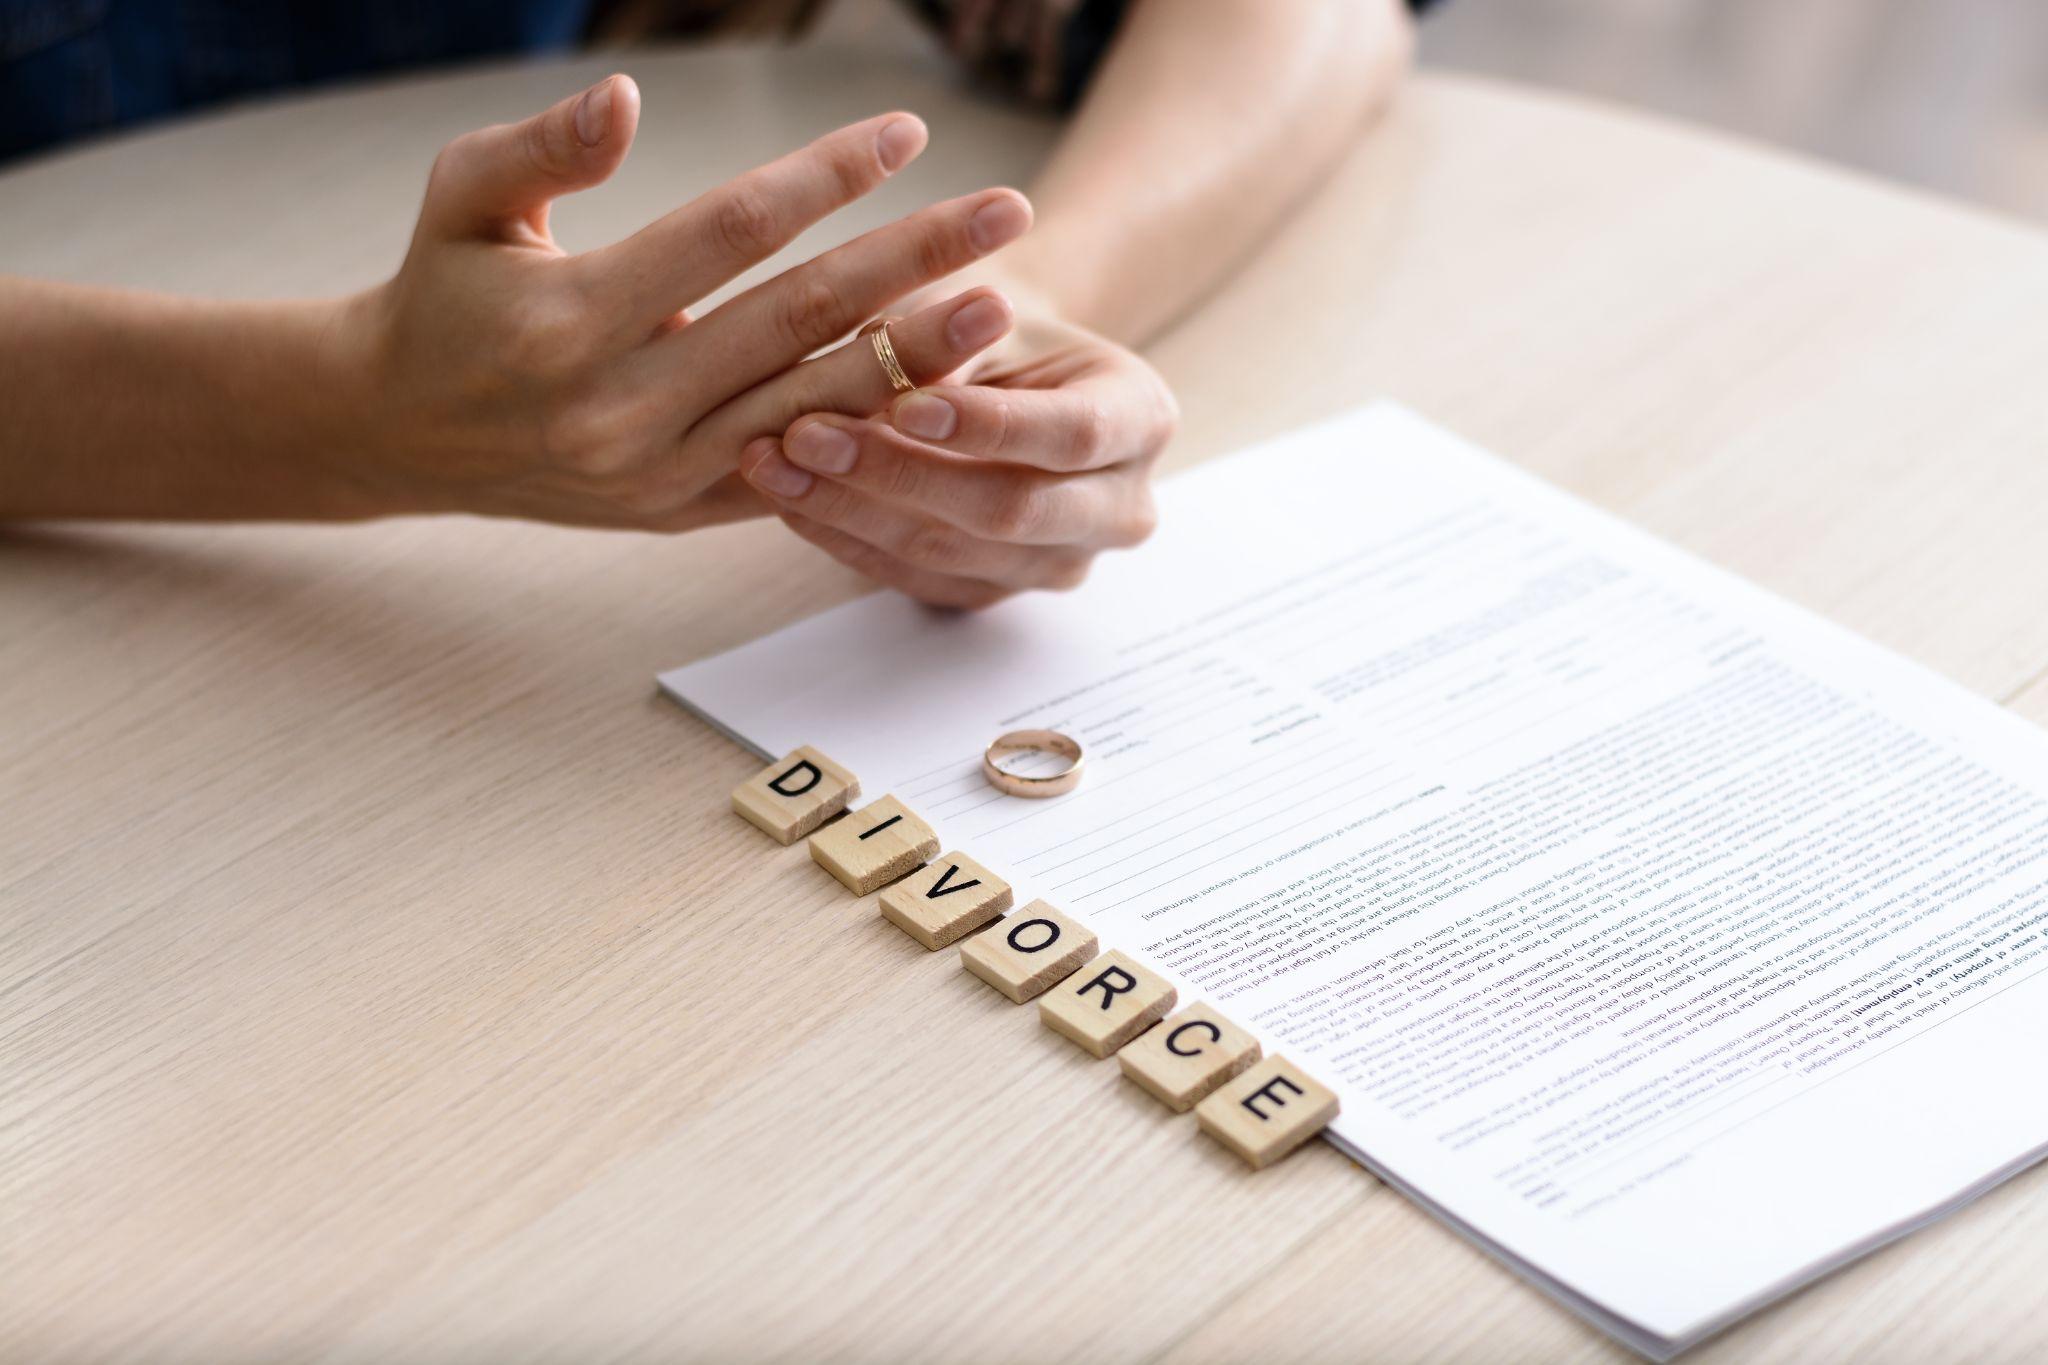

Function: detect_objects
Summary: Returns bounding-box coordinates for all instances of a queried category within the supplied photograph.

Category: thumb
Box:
[421,74,641,240]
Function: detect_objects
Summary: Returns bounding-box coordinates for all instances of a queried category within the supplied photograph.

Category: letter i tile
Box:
[809,794,940,894]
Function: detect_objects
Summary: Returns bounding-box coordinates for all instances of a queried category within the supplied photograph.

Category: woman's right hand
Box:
[332,74,1031,529]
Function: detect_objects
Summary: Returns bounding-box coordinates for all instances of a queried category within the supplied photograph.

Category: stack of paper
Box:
[661,404,2048,1358]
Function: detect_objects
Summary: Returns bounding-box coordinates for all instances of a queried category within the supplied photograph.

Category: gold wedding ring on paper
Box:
[862,316,914,393]
[982,729,1085,798]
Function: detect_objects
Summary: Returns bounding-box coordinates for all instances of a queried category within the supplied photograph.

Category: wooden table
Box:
[7,27,2048,1365]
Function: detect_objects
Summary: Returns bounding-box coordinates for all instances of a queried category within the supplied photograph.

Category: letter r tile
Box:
[1038,949,1176,1058]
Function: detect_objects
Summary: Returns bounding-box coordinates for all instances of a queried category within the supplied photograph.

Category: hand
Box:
[736,298,1175,608]
[333,75,1033,529]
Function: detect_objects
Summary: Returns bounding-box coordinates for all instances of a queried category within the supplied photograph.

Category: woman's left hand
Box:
[738,300,1176,609]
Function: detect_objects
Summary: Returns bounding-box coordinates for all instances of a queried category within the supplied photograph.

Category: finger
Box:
[885,362,1178,472]
[779,417,1154,550]
[740,440,1094,590]
[679,287,1014,463]
[780,509,1015,611]
[659,188,1030,407]
[421,74,642,240]
[581,113,928,331]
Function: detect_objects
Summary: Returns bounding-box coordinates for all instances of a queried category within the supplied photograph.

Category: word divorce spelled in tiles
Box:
[731,747,1340,1170]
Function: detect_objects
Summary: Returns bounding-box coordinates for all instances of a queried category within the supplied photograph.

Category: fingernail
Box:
[876,116,926,173]
[894,393,956,441]
[745,446,813,499]
[968,194,1031,252]
[786,422,858,475]
[947,294,1011,352]
[575,78,614,147]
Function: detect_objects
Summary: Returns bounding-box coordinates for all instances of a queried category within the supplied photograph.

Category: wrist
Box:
[0,282,407,522]
[293,286,415,519]
[168,290,402,521]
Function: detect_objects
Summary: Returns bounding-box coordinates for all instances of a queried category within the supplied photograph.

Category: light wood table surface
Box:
[7,26,2048,1365]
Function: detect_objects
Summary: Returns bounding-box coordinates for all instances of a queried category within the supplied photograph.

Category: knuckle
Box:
[714,184,784,261]
[898,520,972,573]
[984,485,1048,541]
[1071,404,1115,467]
[781,511,834,551]
[878,449,927,504]
[781,273,850,351]
[823,135,880,201]
[804,476,860,523]
[1116,496,1161,548]
[910,222,956,283]
[786,380,840,430]
[522,111,572,181]
[500,295,594,380]
[823,528,893,579]
[539,400,637,477]
[426,134,478,197]
[979,397,1017,456]
[845,540,898,579]
[1044,553,1095,592]
[1152,375,1182,442]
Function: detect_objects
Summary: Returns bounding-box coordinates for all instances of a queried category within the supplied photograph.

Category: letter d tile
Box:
[731,746,859,845]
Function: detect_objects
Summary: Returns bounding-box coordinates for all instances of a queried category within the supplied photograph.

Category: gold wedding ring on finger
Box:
[982,729,1085,798]
[861,316,914,393]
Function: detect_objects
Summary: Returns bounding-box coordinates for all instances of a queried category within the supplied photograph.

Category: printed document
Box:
[659,404,2048,1357]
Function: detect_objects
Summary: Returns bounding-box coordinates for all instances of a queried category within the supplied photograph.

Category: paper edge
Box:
[650,398,2048,1357]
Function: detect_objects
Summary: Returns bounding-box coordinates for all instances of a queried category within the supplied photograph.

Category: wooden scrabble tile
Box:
[1038,950,1176,1059]
[878,851,1014,950]
[730,746,859,845]
[808,794,938,894]
[1117,1003,1262,1112]
[960,900,1098,1003]
[1195,1055,1340,1170]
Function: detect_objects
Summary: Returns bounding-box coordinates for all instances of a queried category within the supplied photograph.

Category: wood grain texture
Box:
[5,19,2048,1365]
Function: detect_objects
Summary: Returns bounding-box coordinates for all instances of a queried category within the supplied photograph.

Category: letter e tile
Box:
[1195,1055,1339,1170]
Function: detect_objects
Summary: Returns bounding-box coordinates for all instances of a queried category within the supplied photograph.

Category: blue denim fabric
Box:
[0,0,1442,163]
[0,0,592,162]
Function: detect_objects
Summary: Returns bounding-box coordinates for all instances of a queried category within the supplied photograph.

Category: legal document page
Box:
[660,404,2048,1357]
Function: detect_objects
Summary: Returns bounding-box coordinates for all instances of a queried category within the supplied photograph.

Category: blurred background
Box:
[3,0,2042,223]
[787,0,2048,223]
[1419,0,2047,222]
